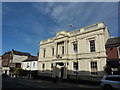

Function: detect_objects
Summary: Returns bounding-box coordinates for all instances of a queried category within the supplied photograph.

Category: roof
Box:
[105,37,120,46]
[4,49,31,56]
[22,56,38,62]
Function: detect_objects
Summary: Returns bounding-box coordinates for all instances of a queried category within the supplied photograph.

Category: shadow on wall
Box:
[36,66,107,83]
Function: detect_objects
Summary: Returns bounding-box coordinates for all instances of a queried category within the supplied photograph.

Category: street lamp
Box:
[69,24,78,83]
[27,62,32,79]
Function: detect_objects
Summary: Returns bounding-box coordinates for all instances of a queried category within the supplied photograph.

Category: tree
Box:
[13,68,22,77]
[13,68,29,77]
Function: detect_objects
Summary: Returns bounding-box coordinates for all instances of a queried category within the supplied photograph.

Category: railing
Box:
[40,22,105,44]
[69,22,104,35]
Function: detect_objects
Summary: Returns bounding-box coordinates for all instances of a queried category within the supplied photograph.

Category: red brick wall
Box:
[106,47,119,59]
[2,59,9,66]
[2,54,11,66]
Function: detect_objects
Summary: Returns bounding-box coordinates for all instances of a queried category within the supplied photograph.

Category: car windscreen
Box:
[105,77,120,81]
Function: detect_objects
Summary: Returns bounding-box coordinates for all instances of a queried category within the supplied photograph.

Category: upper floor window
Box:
[91,61,97,75]
[43,49,46,57]
[52,48,54,56]
[73,42,78,53]
[62,46,64,55]
[89,40,95,52]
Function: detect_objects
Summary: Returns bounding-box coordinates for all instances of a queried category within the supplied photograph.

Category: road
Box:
[2,77,102,90]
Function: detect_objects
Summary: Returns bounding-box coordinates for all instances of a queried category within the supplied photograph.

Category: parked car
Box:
[100,75,120,90]
[2,74,9,77]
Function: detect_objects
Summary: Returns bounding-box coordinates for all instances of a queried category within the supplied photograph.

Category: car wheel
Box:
[104,85,113,90]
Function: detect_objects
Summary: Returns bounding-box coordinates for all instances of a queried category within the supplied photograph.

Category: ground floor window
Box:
[42,63,45,72]
[73,62,78,71]
[73,62,78,74]
[51,63,54,72]
[91,61,98,75]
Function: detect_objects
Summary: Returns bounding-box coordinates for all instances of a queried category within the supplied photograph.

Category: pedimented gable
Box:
[55,34,67,39]
[53,30,69,39]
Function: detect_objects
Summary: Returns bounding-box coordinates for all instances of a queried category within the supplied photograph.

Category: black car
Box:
[2,74,9,77]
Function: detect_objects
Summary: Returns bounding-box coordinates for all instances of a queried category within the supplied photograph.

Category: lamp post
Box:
[27,62,32,79]
[69,25,78,83]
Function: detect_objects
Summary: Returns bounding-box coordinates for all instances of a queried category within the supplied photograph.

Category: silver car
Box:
[100,75,120,90]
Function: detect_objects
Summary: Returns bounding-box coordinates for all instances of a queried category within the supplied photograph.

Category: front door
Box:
[60,67,64,78]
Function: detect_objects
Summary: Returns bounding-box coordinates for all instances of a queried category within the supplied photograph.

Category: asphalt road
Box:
[2,77,102,90]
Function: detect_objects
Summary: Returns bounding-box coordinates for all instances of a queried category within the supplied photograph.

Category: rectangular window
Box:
[42,63,45,71]
[43,49,46,57]
[118,47,120,58]
[27,63,29,68]
[52,48,54,56]
[90,40,95,52]
[73,42,77,53]
[33,62,35,67]
[51,63,53,69]
[73,62,78,71]
[62,46,64,55]
[91,62,97,75]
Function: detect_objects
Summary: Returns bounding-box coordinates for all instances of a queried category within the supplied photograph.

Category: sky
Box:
[2,2,119,56]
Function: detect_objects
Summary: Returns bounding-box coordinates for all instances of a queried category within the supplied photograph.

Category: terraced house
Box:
[38,22,110,81]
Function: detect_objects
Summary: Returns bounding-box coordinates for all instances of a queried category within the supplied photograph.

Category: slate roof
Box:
[22,56,38,62]
[4,49,31,56]
[105,37,120,45]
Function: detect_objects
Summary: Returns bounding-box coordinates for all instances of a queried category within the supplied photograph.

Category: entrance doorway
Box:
[56,62,64,78]
[61,67,64,78]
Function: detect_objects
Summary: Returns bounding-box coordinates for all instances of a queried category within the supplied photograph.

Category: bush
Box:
[13,68,22,77]
[31,71,38,78]
[20,69,29,76]
[13,68,29,77]
[13,68,38,78]
[104,65,112,75]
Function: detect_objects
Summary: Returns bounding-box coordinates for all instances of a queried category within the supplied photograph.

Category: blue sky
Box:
[2,2,118,56]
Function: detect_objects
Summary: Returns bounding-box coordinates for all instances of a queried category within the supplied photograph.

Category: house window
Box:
[52,48,54,56]
[73,62,78,71]
[91,62,97,75]
[33,62,35,67]
[118,47,120,58]
[27,63,29,68]
[51,63,54,69]
[42,63,45,71]
[73,42,78,53]
[62,46,64,55]
[43,49,46,57]
[89,40,95,52]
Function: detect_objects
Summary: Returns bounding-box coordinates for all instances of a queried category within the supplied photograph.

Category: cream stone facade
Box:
[38,22,110,81]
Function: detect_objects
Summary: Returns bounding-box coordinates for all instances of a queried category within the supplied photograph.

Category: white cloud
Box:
[32,2,118,34]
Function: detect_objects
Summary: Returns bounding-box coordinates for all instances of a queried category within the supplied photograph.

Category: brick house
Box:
[2,49,31,75]
[105,37,120,75]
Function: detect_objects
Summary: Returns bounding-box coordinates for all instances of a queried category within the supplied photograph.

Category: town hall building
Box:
[38,22,110,81]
